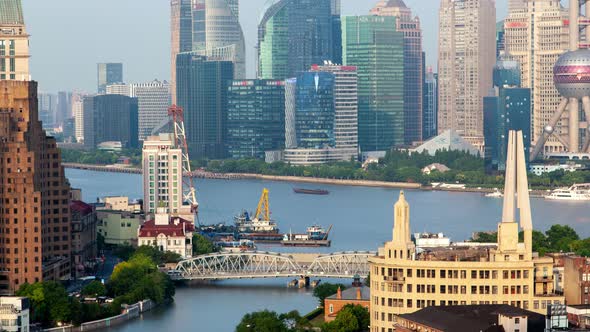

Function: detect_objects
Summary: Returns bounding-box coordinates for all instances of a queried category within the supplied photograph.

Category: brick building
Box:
[324,285,370,322]
[70,200,98,277]
[564,256,590,305]
[0,80,72,294]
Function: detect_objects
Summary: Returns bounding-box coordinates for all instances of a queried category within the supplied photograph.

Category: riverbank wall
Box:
[42,299,155,332]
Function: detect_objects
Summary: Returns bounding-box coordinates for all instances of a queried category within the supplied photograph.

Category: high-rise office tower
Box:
[170,0,193,104]
[56,91,71,128]
[496,20,505,58]
[371,0,423,145]
[129,80,171,141]
[176,53,234,159]
[0,81,72,295]
[142,134,184,214]
[0,0,29,80]
[83,94,139,149]
[201,0,245,79]
[72,93,85,142]
[226,80,286,159]
[257,0,341,80]
[423,67,438,140]
[504,0,568,154]
[38,92,57,129]
[192,0,206,52]
[342,15,404,153]
[105,83,130,96]
[484,59,531,172]
[97,63,123,94]
[310,63,358,161]
[438,0,496,149]
[285,78,297,149]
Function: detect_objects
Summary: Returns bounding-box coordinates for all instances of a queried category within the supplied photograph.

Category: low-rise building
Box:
[529,163,581,176]
[97,211,143,246]
[0,297,30,332]
[392,304,544,332]
[324,285,370,322]
[100,196,142,213]
[70,201,98,277]
[564,256,590,305]
[568,304,590,329]
[421,163,450,175]
[137,208,194,258]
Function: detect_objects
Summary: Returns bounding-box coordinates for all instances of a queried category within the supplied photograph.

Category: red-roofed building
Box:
[138,208,194,258]
[70,200,98,277]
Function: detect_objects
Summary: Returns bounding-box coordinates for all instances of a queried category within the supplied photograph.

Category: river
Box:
[65,168,590,331]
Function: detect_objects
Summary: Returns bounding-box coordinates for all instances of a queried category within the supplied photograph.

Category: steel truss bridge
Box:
[170,251,376,281]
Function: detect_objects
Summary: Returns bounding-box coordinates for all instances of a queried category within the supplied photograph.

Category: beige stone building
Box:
[0,0,29,81]
[437,0,496,149]
[369,131,563,331]
[504,0,569,154]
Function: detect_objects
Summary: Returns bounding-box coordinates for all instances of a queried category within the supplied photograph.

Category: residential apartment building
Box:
[342,15,404,152]
[503,0,569,154]
[371,0,423,145]
[0,0,28,81]
[564,256,590,305]
[71,93,85,142]
[82,94,139,149]
[97,210,142,247]
[0,297,30,332]
[369,132,563,331]
[438,0,496,149]
[70,200,98,277]
[0,81,72,294]
[226,79,285,159]
[97,63,123,94]
[142,134,184,214]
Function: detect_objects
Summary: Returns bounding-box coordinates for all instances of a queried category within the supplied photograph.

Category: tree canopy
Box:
[312,283,347,307]
[322,305,370,332]
[235,310,309,332]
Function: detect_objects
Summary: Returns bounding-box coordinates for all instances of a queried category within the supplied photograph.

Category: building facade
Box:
[170,0,193,104]
[484,59,531,172]
[137,208,194,258]
[324,286,370,322]
[176,53,234,159]
[82,94,139,149]
[438,0,496,149]
[371,0,423,145]
[503,0,569,154]
[72,93,85,142]
[97,211,142,247]
[294,71,335,149]
[70,200,98,277]
[0,81,72,294]
[142,134,184,214]
[257,0,341,80]
[285,78,297,149]
[369,131,563,331]
[130,80,171,141]
[226,79,285,159]
[97,63,123,94]
[342,15,404,152]
[564,256,590,305]
[0,297,29,332]
[0,0,28,81]
[422,68,438,141]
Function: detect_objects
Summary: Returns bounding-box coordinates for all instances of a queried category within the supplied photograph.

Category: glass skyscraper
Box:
[423,67,438,140]
[83,94,139,149]
[226,80,286,159]
[257,0,341,80]
[97,63,123,94]
[176,53,234,159]
[295,71,335,149]
[342,15,404,153]
[484,59,531,172]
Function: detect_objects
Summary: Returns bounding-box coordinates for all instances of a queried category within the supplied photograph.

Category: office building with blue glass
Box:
[226,80,286,159]
[484,59,531,172]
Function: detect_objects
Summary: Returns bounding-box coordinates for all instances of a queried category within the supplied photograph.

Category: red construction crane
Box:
[168,105,198,214]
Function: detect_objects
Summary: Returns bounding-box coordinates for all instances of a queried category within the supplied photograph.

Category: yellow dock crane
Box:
[254,188,270,221]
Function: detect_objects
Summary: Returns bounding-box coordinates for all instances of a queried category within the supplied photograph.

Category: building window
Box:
[515,318,520,324]
[329,304,333,314]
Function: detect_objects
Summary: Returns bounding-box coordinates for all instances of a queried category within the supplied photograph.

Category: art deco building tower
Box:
[371,0,423,145]
[0,0,29,81]
[437,0,496,149]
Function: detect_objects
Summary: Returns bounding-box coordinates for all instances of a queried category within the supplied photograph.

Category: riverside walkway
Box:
[170,251,376,281]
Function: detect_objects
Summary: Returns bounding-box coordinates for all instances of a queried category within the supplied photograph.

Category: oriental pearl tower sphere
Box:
[531,49,590,159]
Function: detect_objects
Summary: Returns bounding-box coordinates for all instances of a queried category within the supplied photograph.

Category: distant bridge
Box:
[169,251,376,281]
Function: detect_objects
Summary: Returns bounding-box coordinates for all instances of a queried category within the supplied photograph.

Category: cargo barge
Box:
[293,188,330,195]
[281,225,332,247]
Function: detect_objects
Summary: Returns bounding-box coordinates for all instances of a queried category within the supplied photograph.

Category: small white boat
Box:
[545,184,590,201]
[485,189,503,198]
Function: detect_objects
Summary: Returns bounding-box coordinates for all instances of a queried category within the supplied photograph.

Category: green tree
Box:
[235,310,289,332]
[312,283,346,307]
[321,307,360,332]
[193,233,215,255]
[471,232,497,243]
[546,225,579,251]
[81,280,106,297]
[17,282,73,327]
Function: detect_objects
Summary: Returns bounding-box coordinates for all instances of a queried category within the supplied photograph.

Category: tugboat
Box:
[293,188,330,195]
[281,225,332,247]
[235,188,283,242]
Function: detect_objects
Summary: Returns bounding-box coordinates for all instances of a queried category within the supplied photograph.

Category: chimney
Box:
[337,287,342,300]
[356,287,362,300]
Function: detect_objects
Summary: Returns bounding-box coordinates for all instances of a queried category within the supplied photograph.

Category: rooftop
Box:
[0,0,24,25]
[138,216,195,238]
[326,286,370,301]
[398,305,544,332]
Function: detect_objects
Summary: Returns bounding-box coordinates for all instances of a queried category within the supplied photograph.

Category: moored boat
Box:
[281,225,332,247]
[545,183,590,201]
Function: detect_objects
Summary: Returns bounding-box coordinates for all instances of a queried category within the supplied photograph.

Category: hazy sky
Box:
[22,0,509,93]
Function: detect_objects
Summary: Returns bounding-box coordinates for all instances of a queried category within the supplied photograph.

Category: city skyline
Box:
[24,0,510,92]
